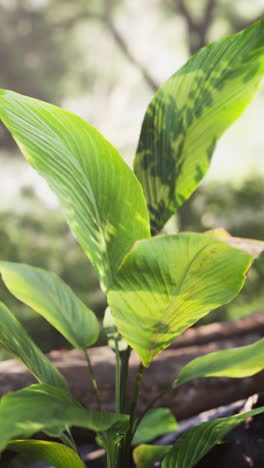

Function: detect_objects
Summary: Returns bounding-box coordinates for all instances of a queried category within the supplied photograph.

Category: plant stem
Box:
[114,337,121,414]
[123,362,145,468]
[84,348,101,410]
[129,362,145,430]
[106,452,111,468]
[120,346,131,413]
[115,346,131,468]
[106,445,117,468]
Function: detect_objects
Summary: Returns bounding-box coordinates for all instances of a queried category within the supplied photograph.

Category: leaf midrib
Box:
[148,242,211,361]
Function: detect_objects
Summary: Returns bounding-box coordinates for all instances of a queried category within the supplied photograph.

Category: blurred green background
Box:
[0,0,264,364]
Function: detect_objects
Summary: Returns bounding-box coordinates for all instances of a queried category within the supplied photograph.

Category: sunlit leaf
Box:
[134,19,264,234]
[0,90,150,291]
[162,406,264,468]
[133,444,172,468]
[0,384,129,453]
[108,233,252,366]
[173,337,264,388]
[133,408,178,446]
[206,228,264,258]
[0,262,99,349]
[8,440,85,468]
[0,301,67,390]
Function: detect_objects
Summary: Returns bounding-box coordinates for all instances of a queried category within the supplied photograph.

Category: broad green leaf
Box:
[0,262,99,349]
[173,338,264,388]
[0,90,150,291]
[108,233,252,366]
[134,19,264,234]
[133,408,178,446]
[8,440,85,468]
[133,444,172,468]
[0,384,129,453]
[162,406,264,468]
[0,301,67,390]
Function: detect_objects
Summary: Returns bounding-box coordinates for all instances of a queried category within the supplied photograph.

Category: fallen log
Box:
[0,313,263,420]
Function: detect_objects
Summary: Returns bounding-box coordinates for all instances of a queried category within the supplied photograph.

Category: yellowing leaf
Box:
[206,228,264,258]
[108,233,252,366]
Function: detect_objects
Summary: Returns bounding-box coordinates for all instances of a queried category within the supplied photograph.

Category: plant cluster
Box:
[0,18,264,468]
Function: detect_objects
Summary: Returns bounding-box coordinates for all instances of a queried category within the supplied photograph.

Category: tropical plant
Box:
[0,18,264,468]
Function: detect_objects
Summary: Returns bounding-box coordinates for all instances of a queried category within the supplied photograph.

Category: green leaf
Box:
[0,262,99,349]
[133,444,172,468]
[0,90,150,291]
[162,406,264,468]
[0,383,129,453]
[96,421,128,467]
[134,19,264,234]
[96,422,126,450]
[173,337,264,388]
[0,301,67,390]
[8,440,85,468]
[108,233,252,366]
[133,408,178,446]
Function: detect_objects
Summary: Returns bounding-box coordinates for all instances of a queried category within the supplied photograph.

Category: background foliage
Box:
[0,0,263,360]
